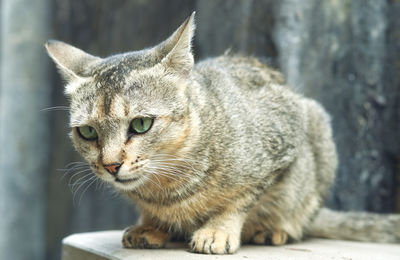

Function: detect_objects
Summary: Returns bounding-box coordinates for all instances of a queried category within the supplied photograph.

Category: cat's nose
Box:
[103,162,122,175]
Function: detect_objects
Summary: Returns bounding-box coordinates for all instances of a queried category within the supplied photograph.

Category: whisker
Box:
[142,173,164,191]
[144,166,192,181]
[95,178,104,191]
[146,165,191,175]
[144,169,182,183]
[151,153,209,165]
[67,169,93,184]
[60,166,90,180]
[58,165,89,173]
[78,176,97,206]
[64,161,88,167]
[72,175,96,206]
[59,161,90,179]
[40,106,70,112]
[147,161,195,170]
[69,171,94,189]
[150,157,208,167]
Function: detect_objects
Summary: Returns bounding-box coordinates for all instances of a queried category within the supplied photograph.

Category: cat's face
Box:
[71,66,192,191]
[47,13,197,191]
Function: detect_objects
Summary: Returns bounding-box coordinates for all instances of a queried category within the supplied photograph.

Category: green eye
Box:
[130,117,154,134]
[77,125,98,140]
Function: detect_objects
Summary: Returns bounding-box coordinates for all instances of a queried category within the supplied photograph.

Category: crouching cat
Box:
[46,13,400,254]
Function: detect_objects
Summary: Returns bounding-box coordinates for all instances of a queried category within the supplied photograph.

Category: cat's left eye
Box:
[129,117,154,135]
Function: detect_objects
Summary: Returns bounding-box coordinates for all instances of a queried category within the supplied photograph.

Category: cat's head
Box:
[46,13,200,191]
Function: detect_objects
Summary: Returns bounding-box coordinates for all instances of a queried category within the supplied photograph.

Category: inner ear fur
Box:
[157,12,196,75]
[45,40,101,81]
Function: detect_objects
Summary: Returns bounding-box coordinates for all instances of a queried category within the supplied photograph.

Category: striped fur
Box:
[46,13,400,254]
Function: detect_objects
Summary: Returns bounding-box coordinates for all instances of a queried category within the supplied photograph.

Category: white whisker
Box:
[72,175,96,206]
[40,106,70,112]
[78,176,97,206]
[67,169,93,184]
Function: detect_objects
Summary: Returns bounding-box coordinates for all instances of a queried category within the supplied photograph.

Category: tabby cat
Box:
[46,13,399,254]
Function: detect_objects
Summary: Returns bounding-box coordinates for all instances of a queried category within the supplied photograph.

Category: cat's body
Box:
[127,54,337,247]
[46,13,399,254]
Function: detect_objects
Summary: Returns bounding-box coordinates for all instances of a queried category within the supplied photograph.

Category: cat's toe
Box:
[122,225,169,249]
[272,230,288,245]
[252,230,288,246]
[190,228,240,254]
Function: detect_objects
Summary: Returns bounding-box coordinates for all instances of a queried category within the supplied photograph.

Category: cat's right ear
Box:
[45,40,101,82]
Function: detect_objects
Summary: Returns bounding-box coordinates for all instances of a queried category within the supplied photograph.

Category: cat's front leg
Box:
[190,212,245,254]
[122,212,169,249]
[122,224,169,249]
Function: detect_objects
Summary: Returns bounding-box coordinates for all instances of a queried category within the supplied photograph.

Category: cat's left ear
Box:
[158,12,196,75]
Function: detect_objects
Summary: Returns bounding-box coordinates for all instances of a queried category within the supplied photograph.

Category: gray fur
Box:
[46,13,400,254]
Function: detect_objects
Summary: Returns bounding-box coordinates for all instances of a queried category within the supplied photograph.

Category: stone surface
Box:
[62,231,400,260]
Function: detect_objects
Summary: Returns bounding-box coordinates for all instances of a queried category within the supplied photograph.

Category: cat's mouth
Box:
[115,177,140,184]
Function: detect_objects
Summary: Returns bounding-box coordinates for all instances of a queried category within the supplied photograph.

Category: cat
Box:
[46,12,400,254]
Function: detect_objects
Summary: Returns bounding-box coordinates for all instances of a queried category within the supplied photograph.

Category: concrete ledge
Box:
[62,231,400,260]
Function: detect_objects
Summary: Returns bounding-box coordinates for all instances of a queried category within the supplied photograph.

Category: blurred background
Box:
[0,0,399,259]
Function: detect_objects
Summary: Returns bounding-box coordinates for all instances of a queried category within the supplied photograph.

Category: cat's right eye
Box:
[77,125,98,140]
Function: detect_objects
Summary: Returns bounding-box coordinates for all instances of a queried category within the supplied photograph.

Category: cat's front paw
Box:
[252,230,288,246]
[122,225,169,249]
[190,228,240,254]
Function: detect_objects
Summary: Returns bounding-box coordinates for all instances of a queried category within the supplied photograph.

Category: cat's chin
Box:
[112,178,142,191]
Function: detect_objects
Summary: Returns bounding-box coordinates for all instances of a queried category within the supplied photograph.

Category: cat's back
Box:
[193,55,311,173]
[194,55,284,92]
[193,55,300,111]
[193,54,305,127]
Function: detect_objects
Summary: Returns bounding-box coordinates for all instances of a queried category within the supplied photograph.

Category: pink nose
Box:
[103,163,122,175]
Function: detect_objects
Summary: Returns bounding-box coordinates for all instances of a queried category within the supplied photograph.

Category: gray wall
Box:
[0,1,399,260]
[0,0,51,259]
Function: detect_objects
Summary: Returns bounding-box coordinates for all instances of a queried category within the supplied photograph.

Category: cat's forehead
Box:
[68,52,185,127]
[91,51,162,81]
[69,75,178,127]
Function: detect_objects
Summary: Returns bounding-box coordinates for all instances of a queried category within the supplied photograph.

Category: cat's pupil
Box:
[77,125,98,140]
[130,117,153,135]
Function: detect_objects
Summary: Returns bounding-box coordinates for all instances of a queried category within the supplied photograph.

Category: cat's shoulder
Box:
[194,54,285,88]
